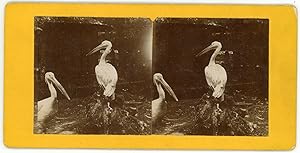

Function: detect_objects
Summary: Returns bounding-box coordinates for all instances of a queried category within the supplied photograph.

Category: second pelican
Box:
[152,73,178,124]
[36,72,71,133]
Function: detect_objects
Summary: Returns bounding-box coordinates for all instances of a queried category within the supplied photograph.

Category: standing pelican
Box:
[196,41,227,111]
[36,72,71,132]
[152,73,178,124]
[86,40,118,110]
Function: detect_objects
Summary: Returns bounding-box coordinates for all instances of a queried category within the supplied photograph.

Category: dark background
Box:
[34,17,152,101]
[35,17,269,102]
[153,18,268,100]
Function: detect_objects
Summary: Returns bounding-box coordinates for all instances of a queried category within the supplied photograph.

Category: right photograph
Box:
[152,18,269,136]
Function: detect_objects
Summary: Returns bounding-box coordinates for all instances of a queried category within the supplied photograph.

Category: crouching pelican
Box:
[196,41,227,111]
[86,40,118,110]
[36,72,71,133]
[152,73,178,124]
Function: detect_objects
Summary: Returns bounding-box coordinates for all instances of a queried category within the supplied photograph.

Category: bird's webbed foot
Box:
[107,102,113,112]
[216,103,223,114]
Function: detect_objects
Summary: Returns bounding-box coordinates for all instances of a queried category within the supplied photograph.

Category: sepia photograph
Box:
[34,16,269,136]
[34,17,153,135]
[152,18,268,136]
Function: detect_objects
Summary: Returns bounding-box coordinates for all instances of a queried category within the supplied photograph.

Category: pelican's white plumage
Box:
[152,73,178,123]
[205,64,227,99]
[36,72,71,132]
[86,40,118,107]
[95,61,118,98]
[197,41,227,105]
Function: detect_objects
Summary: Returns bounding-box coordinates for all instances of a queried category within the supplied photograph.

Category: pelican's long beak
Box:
[86,43,107,56]
[50,76,71,100]
[159,78,179,101]
[196,44,217,57]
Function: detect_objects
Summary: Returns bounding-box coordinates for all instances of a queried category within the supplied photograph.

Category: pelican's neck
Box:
[99,48,111,64]
[209,46,221,65]
[156,83,165,101]
[47,80,57,98]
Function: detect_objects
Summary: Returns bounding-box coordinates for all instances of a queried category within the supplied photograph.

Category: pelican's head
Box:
[86,40,113,56]
[153,73,179,101]
[196,41,222,57]
[45,72,71,100]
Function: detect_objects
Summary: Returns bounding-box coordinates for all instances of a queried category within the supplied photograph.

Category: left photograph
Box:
[34,17,152,135]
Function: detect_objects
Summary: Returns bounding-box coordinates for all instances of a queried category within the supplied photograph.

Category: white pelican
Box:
[36,72,71,132]
[152,73,178,124]
[196,41,227,111]
[86,40,118,110]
